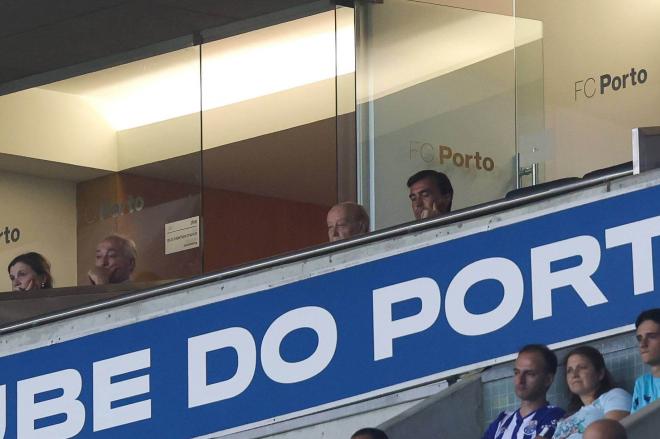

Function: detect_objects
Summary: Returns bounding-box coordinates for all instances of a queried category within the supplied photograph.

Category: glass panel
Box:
[356,0,522,229]
[201,11,343,271]
[0,46,202,291]
[336,5,358,204]
[515,0,660,181]
[514,14,546,186]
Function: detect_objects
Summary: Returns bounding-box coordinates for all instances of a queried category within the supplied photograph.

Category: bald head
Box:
[94,235,137,283]
[327,202,369,242]
[583,419,627,439]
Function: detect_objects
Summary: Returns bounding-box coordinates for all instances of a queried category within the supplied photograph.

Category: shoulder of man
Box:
[631,373,652,412]
[531,405,564,437]
[481,410,514,439]
[535,404,565,420]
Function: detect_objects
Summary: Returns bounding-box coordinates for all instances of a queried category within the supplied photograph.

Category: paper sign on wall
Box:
[165,216,199,254]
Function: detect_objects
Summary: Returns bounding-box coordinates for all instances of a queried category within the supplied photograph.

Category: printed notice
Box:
[165,216,200,255]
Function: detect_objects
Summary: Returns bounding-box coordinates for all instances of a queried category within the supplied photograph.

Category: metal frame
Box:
[0,168,632,335]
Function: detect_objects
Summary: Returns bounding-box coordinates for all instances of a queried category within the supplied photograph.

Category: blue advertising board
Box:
[0,184,659,438]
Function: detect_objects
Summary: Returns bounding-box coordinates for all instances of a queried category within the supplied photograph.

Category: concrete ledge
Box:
[380,374,483,439]
[621,398,660,439]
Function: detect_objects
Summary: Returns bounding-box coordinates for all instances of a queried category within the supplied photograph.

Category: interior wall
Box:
[517,0,660,179]
[203,187,329,272]
[202,77,340,150]
[0,171,77,292]
[370,49,517,228]
[76,168,202,285]
[440,0,513,15]
[117,113,200,171]
[0,88,117,170]
[201,114,339,271]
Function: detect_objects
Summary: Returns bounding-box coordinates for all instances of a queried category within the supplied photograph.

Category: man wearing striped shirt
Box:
[482,344,565,439]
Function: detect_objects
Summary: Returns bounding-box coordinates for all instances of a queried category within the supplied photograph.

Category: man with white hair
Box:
[88,234,137,285]
[326,202,369,242]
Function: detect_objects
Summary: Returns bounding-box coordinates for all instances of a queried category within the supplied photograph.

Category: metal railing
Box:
[0,167,634,335]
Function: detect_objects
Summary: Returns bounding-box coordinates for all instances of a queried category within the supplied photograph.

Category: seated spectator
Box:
[631,308,660,413]
[482,344,564,439]
[7,252,53,291]
[88,234,137,285]
[351,427,388,439]
[552,346,631,439]
[327,202,369,242]
[583,419,627,439]
[407,170,453,220]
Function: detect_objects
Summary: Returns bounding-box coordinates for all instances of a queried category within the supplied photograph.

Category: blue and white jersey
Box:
[482,405,565,439]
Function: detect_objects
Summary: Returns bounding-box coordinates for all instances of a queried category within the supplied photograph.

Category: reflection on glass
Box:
[201,10,352,270]
[0,46,203,290]
[516,0,660,182]
[356,0,536,229]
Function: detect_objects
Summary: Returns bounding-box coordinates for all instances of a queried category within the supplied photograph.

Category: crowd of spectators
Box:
[354,309,660,439]
[482,308,660,438]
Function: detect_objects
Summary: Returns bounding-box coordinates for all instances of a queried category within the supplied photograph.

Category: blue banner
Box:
[0,185,659,438]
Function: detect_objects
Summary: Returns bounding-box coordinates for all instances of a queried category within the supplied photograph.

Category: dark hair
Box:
[565,345,615,415]
[519,344,558,375]
[7,252,53,288]
[351,428,389,439]
[406,170,454,210]
[635,308,660,328]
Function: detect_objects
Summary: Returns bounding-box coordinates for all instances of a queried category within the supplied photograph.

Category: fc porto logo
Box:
[523,420,538,435]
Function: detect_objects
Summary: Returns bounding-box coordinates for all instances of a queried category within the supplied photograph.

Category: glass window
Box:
[0,45,203,291]
[200,8,354,270]
[0,6,356,293]
[515,0,660,182]
[355,0,524,229]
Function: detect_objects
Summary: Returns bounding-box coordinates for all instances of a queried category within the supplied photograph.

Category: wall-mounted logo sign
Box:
[410,141,495,171]
[99,195,145,221]
[575,67,648,100]
[1,226,20,245]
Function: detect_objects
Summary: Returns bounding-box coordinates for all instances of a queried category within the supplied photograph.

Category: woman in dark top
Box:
[7,252,53,291]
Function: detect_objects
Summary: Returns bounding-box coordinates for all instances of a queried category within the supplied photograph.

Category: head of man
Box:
[93,235,137,284]
[351,428,389,439]
[407,170,453,220]
[635,308,660,371]
[327,202,369,242]
[514,344,558,403]
[583,419,627,439]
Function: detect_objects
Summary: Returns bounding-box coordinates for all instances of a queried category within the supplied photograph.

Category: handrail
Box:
[0,168,634,335]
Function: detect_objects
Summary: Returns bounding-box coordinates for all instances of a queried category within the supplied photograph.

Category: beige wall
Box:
[0,171,77,292]
[0,8,354,172]
[517,0,660,180]
[437,0,513,15]
[0,88,117,171]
